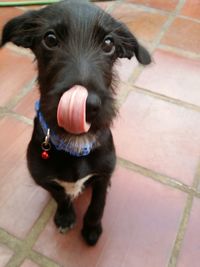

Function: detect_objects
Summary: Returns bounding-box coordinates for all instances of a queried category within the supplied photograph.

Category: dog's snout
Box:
[86,93,101,121]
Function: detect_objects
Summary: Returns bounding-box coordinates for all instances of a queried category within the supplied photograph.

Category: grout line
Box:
[5,78,37,110]
[106,0,122,13]
[193,160,200,191]
[6,249,29,267]
[168,194,193,267]
[116,66,144,106]
[115,81,133,107]
[1,155,198,267]
[133,86,200,113]
[178,14,200,24]
[0,106,9,114]
[147,0,186,49]
[0,114,5,120]
[28,250,61,267]
[25,199,55,243]
[4,111,33,125]
[0,228,23,252]
[158,44,200,60]
[0,108,33,125]
[168,160,200,267]
[5,200,55,267]
[126,0,186,91]
[113,1,170,16]
[117,157,200,198]
[105,0,121,15]
[116,0,200,114]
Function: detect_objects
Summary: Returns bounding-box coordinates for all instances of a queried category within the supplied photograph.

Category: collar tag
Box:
[35,101,95,157]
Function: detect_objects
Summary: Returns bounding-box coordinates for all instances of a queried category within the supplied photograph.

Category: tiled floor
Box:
[0,1,200,267]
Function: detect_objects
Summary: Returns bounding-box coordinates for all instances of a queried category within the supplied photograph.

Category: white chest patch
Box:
[53,174,94,200]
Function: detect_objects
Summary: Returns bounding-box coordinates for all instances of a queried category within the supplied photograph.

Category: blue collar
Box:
[35,101,96,157]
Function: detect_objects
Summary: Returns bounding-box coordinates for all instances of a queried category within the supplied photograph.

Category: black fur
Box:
[1,0,151,245]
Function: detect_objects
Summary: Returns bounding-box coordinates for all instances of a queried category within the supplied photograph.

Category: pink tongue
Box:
[57,85,91,134]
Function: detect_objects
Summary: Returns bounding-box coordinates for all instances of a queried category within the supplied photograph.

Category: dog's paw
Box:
[81,224,102,246]
[54,208,76,234]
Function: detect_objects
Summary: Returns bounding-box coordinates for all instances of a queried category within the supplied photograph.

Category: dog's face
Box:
[1,1,151,136]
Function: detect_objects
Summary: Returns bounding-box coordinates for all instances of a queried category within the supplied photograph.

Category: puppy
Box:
[1,0,151,245]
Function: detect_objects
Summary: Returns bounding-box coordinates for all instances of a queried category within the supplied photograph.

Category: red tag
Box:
[41,151,49,160]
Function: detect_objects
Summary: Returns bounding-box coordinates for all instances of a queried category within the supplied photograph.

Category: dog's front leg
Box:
[82,176,110,245]
[42,182,76,233]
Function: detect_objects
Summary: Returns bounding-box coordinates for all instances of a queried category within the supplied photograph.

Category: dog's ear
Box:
[115,23,151,65]
[1,11,38,49]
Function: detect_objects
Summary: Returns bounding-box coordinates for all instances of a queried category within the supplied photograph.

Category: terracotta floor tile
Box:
[0,117,49,239]
[94,1,114,10]
[114,57,138,82]
[135,49,200,106]
[115,82,136,104]
[111,3,168,42]
[125,0,179,11]
[0,7,23,32]
[0,245,14,267]
[177,198,200,267]
[180,0,200,20]
[0,48,36,107]
[13,86,39,119]
[20,259,39,267]
[34,166,186,267]
[161,18,200,54]
[113,91,200,185]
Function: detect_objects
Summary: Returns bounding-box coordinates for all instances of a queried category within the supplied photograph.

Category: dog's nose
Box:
[86,93,101,121]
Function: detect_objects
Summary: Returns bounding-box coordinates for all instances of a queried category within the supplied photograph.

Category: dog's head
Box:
[1,0,151,137]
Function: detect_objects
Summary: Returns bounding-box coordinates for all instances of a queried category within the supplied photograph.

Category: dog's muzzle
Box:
[57,85,101,134]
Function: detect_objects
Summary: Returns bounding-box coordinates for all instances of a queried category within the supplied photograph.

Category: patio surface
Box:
[0,0,200,267]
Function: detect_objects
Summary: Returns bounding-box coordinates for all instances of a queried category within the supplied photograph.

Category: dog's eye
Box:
[102,37,115,55]
[43,31,58,49]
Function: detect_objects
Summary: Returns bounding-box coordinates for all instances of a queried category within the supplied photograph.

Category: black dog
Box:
[1,0,151,245]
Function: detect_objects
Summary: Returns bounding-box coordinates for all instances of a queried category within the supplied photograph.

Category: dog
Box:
[1,0,151,245]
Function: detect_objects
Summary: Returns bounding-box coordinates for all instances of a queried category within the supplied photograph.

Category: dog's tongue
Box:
[57,85,91,134]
